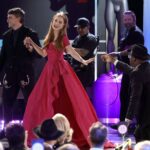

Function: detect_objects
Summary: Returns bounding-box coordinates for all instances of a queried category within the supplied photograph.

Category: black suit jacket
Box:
[0,25,40,86]
[0,26,40,70]
[116,61,150,125]
[119,26,144,64]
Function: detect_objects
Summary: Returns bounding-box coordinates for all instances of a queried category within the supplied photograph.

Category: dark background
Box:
[128,0,143,30]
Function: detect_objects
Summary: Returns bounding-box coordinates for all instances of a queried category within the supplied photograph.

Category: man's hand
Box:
[26,45,33,52]
[24,37,34,52]
[101,54,116,63]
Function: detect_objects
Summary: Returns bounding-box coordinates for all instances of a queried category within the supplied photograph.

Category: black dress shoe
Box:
[110,124,118,130]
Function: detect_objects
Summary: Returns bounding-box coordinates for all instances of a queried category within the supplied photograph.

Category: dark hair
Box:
[5,123,25,149]
[130,44,150,60]
[124,10,136,23]
[74,17,90,28]
[7,7,25,23]
[89,122,107,147]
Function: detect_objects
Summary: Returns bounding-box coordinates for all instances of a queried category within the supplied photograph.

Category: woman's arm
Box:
[24,37,47,57]
[65,45,94,65]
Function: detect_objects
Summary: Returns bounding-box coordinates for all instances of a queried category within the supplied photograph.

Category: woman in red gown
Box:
[23,12,98,149]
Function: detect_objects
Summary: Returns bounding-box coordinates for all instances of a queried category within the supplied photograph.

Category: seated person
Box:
[5,123,28,150]
[33,118,64,150]
[52,113,73,149]
[57,143,79,150]
[89,122,107,149]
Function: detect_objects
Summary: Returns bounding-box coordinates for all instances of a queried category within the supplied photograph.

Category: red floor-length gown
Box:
[23,35,98,148]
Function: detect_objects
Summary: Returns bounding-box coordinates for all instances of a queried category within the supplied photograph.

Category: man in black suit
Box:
[101,44,150,142]
[0,7,40,124]
[118,11,144,122]
[110,11,144,126]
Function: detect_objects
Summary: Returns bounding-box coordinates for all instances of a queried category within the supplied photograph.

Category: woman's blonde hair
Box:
[43,11,68,50]
[52,113,73,143]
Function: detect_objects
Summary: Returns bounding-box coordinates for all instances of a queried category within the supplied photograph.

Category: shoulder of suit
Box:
[135,26,143,34]
[3,26,37,37]
[87,33,96,38]
[23,26,37,34]
[86,33,97,41]
[2,28,12,37]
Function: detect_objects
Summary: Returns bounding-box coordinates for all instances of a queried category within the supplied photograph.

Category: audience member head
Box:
[89,121,107,148]
[5,123,26,149]
[128,44,150,67]
[57,143,79,150]
[33,118,64,144]
[134,140,150,150]
[52,113,73,145]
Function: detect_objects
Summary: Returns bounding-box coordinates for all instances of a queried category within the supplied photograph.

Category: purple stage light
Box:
[92,73,122,123]
[11,120,21,124]
[0,120,23,130]
[0,120,4,130]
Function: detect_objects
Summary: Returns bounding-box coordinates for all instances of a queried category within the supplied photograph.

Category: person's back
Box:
[89,122,107,149]
[134,140,150,150]
[5,123,27,150]
[57,143,79,150]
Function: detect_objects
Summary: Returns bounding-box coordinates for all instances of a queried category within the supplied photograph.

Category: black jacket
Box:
[116,61,150,125]
[0,26,40,86]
